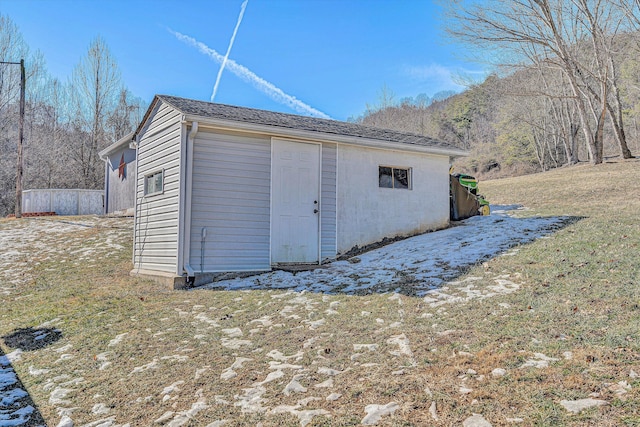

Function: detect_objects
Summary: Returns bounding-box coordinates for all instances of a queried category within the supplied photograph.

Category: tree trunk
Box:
[607,56,634,158]
[569,123,580,164]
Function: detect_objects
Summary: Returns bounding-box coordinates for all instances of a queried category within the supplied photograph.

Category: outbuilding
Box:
[132,95,467,287]
[99,132,137,215]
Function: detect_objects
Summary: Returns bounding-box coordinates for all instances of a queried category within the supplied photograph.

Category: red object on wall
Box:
[118,153,126,179]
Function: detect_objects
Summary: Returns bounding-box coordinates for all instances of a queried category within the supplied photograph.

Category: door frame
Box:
[269,137,322,265]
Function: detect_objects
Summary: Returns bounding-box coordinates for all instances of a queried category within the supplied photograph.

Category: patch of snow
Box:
[248,316,272,327]
[463,413,493,427]
[166,399,208,427]
[387,334,415,364]
[220,338,252,350]
[520,353,559,369]
[267,350,303,362]
[314,379,333,388]
[491,368,507,378]
[361,402,400,425]
[199,207,573,296]
[459,386,474,394]
[353,344,378,352]
[129,359,159,375]
[270,405,330,427]
[91,403,111,415]
[107,333,128,347]
[268,361,303,370]
[220,357,252,380]
[6,349,23,363]
[326,393,341,401]
[55,344,73,353]
[304,318,325,330]
[256,370,284,386]
[234,385,268,413]
[429,401,438,420]
[154,411,174,423]
[193,313,220,328]
[317,367,343,376]
[221,327,243,338]
[283,375,308,396]
[608,381,631,398]
[160,355,189,362]
[56,415,74,427]
[161,381,184,396]
[560,398,608,413]
[49,387,74,406]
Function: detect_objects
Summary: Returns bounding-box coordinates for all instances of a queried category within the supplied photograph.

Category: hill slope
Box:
[0,160,638,426]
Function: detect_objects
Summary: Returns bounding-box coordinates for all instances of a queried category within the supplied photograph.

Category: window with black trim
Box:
[379,166,411,189]
[144,170,164,196]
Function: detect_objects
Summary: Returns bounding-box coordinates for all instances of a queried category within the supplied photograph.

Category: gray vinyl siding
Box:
[133,101,183,274]
[105,147,136,214]
[189,130,271,272]
[321,143,337,262]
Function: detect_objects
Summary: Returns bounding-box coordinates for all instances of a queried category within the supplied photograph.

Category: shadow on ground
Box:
[197,208,584,297]
[3,328,63,352]
[0,345,47,426]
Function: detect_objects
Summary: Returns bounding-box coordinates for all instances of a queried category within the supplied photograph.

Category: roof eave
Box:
[98,131,135,160]
[181,114,469,157]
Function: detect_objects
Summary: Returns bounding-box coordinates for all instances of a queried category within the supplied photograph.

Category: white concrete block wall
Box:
[336,144,450,254]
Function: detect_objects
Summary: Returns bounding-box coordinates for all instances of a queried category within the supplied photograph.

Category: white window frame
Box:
[144,169,164,196]
[379,165,412,190]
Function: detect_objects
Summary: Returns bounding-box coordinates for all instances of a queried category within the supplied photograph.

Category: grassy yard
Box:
[1,159,639,426]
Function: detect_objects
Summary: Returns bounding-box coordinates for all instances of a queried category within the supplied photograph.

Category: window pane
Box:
[379,167,393,188]
[393,168,409,189]
[154,172,163,193]
[144,176,152,195]
[145,171,163,195]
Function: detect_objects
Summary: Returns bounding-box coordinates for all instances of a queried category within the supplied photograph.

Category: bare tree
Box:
[107,87,144,141]
[69,36,121,188]
[443,0,636,164]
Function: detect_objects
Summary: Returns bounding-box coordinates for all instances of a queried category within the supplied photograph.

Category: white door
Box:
[271,139,320,264]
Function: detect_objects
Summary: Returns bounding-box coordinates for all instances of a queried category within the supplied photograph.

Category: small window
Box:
[144,170,164,196]
[379,166,411,189]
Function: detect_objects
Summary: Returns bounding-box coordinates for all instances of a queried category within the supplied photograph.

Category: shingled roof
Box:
[145,95,465,155]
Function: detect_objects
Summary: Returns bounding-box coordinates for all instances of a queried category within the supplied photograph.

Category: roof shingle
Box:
[154,95,464,153]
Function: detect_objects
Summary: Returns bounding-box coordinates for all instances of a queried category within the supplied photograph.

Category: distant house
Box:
[99,132,136,215]
[132,95,467,287]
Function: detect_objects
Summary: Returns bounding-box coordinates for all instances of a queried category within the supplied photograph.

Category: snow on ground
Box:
[0,354,41,426]
[0,216,132,427]
[0,209,583,426]
[0,216,130,293]
[201,205,575,295]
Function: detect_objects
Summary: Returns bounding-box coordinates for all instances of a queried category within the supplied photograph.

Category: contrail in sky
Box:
[170,29,332,119]
[212,0,248,102]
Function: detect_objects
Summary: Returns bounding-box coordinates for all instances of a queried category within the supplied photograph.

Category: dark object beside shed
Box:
[450,173,489,221]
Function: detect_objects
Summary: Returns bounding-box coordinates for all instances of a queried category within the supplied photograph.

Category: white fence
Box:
[23,189,104,215]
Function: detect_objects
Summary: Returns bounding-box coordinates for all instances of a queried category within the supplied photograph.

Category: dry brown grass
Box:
[1,159,639,426]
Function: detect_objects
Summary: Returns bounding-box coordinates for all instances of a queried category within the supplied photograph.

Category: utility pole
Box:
[1,59,26,218]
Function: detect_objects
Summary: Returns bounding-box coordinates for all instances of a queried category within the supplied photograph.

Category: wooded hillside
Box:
[357,0,640,179]
[3,1,640,217]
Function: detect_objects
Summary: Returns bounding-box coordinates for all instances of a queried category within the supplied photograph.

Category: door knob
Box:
[314,209,319,214]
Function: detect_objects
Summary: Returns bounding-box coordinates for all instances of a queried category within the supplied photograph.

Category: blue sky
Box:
[1,0,486,121]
